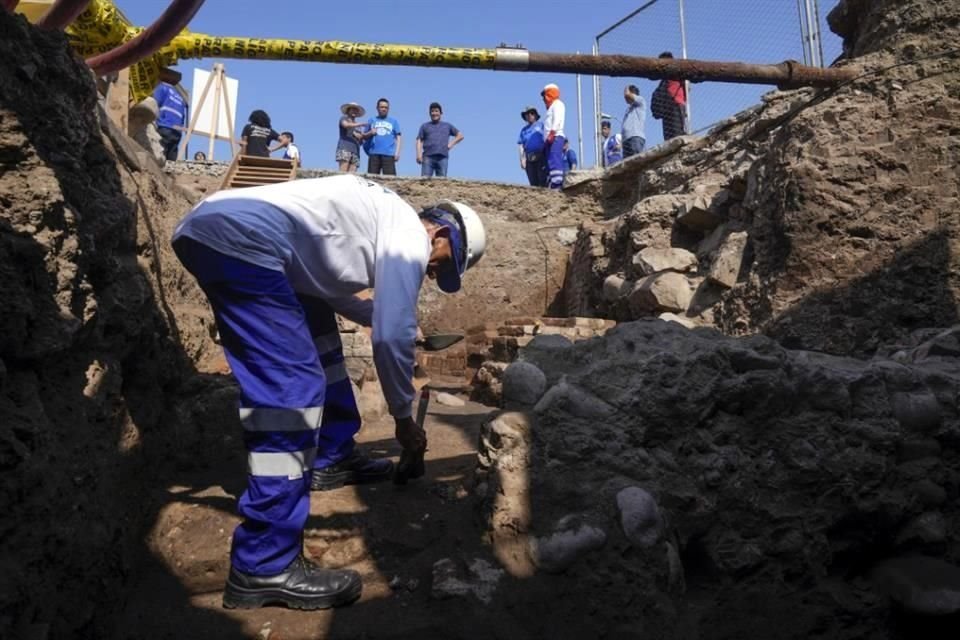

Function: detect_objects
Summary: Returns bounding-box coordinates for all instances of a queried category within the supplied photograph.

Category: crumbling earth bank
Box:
[478,321,960,639]
[0,13,223,638]
[565,0,960,356]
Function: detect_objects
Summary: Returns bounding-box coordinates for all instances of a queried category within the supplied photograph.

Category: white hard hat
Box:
[422,200,487,293]
[438,200,486,270]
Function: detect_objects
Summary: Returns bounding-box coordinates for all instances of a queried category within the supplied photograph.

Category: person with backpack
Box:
[651,52,688,141]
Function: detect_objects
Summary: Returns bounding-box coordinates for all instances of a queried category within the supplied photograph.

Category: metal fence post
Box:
[593,39,601,167]
[678,0,691,135]
[576,51,584,165]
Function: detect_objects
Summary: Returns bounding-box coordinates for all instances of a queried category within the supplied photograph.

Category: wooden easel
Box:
[178,63,238,161]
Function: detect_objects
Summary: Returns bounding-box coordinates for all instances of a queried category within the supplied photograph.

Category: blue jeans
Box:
[623,136,646,158]
[172,236,361,576]
[421,154,448,177]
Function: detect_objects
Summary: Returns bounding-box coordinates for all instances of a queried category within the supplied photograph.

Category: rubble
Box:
[477,320,960,635]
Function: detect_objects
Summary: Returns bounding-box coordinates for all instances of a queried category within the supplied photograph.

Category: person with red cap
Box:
[540,83,566,190]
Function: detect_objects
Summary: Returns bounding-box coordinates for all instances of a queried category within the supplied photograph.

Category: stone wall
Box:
[562,0,960,356]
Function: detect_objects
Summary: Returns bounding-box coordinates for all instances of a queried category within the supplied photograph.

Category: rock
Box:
[658,313,696,329]
[632,247,698,276]
[430,557,504,604]
[910,327,960,360]
[628,272,695,314]
[556,227,579,246]
[873,556,960,615]
[435,392,466,407]
[630,225,671,251]
[895,512,947,546]
[616,487,663,548]
[528,517,607,573]
[676,194,721,231]
[472,361,508,405]
[603,274,630,301]
[357,379,389,420]
[502,361,547,410]
[892,391,942,433]
[534,378,616,419]
[911,480,947,506]
[898,438,941,462]
[707,231,748,288]
[697,224,729,258]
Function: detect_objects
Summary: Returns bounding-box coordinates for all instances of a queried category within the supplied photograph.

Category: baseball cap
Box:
[421,208,466,293]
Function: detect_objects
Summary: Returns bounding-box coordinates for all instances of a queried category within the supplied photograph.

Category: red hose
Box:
[2,0,20,14]
[85,0,205,76]
[36,0,92,30]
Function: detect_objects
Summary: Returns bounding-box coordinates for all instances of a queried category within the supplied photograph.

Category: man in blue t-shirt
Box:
[516,106,546,187]
[416,102,464,178]
[361,98,402,175]
[153,81,187,161]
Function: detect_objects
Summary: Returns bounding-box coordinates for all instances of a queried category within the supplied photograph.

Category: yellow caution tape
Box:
[50,0,499,102]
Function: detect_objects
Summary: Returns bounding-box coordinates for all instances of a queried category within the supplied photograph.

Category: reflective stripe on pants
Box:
[172,236,361,576]
[545,136,566,190]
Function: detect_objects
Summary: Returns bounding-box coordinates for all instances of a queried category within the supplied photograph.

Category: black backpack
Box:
[650,81,670,120]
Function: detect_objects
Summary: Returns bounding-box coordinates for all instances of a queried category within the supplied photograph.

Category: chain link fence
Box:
[593,0,843,166]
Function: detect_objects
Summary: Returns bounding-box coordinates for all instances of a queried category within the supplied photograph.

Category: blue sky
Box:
[124,0,842,183]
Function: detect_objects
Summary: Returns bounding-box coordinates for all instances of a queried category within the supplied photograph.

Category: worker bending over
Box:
[172,174,486,610]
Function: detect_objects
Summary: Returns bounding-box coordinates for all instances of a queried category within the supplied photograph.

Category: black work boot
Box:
[311,450,394,491]
[223,554,362,610]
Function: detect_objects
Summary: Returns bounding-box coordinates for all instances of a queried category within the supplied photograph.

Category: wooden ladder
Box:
[219,155,298,190]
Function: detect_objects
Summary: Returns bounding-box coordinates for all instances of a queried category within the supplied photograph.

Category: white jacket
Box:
[543,99,566,139]
[173,174,428,418]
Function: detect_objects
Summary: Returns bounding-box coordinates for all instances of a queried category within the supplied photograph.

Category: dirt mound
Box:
[479,320,960,638]
[565,0,960,356]
[0,12,222,638]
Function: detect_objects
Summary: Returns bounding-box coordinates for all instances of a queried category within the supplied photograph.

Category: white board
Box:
[189,67,239,139]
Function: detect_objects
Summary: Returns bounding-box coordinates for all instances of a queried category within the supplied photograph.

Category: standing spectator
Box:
[562,140,578,173]
[651,52,689,141]
[241,110,279,158]
[415,102,464,178]
[541,83,566,190]
[363,98,402,175]
[336,102,366,173]
[517,106,546,187]
[153,81,187,161]
[601,120,622,167]
[622,84,646,159]
[272,131,301,165]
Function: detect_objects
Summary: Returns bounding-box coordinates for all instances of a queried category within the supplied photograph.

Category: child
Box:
[273,131,301,165]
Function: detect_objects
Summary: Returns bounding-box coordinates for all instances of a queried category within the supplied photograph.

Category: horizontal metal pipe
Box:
[86,0,205,75]
[36,0,92,31]
[525,51,857,88]
[157,35,853,88]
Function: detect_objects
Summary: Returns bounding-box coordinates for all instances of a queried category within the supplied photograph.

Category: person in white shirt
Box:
[272,131,301,165]
[541,83,567,189]
[171,174,486,610]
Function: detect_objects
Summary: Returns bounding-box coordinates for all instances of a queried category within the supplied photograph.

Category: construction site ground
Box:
[115,378,544,640]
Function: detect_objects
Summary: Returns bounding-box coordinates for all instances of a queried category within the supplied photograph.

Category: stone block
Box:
[697,224,729,258]
[676,194,721,232]
[633,247,698,276]
[616,487,663,549]
[528,516,607,573]
[504,317,539,326]
[603,275,630,301]
[503,361,548,410]
[658,312,696,329]
[707,231,749,288]
[628,272,695,314]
